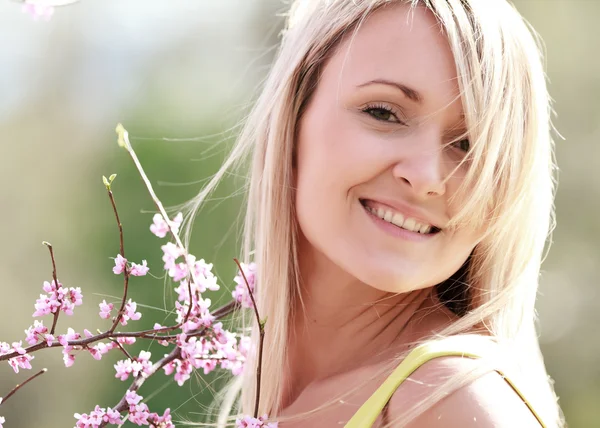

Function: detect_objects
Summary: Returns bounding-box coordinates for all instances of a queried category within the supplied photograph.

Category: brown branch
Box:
[97,300,239,426]
[233,258,263,418]
[43,243,61,336]
[98,346,182,428]
[106,188,131,334]
[0,300,238,362]
[109,339,134,361]
[183,273,194,325]
[0,368,47,406]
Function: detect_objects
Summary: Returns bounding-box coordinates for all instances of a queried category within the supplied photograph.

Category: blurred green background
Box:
[0,1,597,427]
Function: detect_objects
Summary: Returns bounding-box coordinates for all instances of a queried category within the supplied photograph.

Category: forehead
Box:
[325,4,461,109]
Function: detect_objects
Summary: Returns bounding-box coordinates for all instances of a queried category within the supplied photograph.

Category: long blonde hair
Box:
[181,0,563,426]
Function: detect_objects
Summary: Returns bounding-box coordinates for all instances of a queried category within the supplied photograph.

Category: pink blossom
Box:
[150,212,183,238]
[99,300,114,320]
[153,323,170,346]
[125,390,143,406]
[58,328,80,368]
[232,262,257,309]
[168,262,189,282]
[88,342,111,361]
[22,3,54,21]
[74,405,123,427]
[32,294,54,317]
[8,354,34,373]
[32,280,82,317]
[114,359,134,381]
[119,299,141,325]
[163,358,193,386]
[42,279,58,293]
[151,408,174,427]
[113,254,127,275]
[117,336,136,345]
[83,329,94,338]
[25,320,48,345]
[104,407,123,424]
[130,260,149,276]
[130,350,152,378]
[12,341,26,355]
[128,402,151,425]
[0,416,5,428]
[58,328,81,346]
[61,287,83,315]
[44,334,54,346]
[114,351,152,381]
[175,257,221,294]
[63,350,76,368]
[161,242,182,270]
[236,415,278,428]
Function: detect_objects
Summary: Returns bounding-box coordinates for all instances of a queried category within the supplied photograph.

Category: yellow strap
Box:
[344,335,546,427]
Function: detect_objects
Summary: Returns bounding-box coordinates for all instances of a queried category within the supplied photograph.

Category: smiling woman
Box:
[180,0,564,427]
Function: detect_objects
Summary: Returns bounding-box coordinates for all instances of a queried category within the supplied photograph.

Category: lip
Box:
[359,198,443,230]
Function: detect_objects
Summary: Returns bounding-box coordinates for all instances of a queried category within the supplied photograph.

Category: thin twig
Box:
[43,243,61,336]
[233,258,263,418]
[109,339,134,361]
[0,368,47,406]
[107,188,131,334]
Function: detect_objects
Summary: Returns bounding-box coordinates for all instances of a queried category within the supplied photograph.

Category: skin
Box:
[280,4,540,427]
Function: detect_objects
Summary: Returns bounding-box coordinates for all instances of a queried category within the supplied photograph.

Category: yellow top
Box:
[344,335,546,427]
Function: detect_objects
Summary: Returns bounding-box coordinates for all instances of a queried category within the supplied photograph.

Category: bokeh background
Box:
[0,0,597,427]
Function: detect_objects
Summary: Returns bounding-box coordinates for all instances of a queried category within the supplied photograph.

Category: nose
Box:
[391,134,446,198]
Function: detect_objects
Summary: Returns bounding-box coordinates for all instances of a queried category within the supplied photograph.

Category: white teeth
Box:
[403,218,416,231]
[364,204,433,234]
[391,212,404,228]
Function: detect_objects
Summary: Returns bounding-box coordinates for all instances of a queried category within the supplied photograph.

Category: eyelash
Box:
[361,103,405,124]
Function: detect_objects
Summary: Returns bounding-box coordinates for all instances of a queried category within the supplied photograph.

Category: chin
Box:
[350,264,434,294]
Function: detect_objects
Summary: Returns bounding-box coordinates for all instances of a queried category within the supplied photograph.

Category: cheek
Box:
[295,109,383,196]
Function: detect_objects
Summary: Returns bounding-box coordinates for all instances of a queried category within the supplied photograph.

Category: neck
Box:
[282,247,455,408]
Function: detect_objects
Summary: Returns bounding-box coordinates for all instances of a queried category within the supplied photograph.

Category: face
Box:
[294,4,483,293]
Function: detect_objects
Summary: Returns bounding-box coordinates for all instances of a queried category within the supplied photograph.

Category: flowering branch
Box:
[234,258,264,418]
[98,347,182,428]
[0,123,275,428]
[0,300,237,362]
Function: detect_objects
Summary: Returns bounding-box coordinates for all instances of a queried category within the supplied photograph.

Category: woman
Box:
[185,0,564,426]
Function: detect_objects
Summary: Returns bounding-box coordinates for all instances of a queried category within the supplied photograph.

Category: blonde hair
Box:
[181,0,563,426]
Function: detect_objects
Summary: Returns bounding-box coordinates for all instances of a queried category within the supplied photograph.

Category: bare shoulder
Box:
[387,355,541,428]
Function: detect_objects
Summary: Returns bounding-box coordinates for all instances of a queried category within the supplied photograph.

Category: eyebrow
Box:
[356,79,423,104]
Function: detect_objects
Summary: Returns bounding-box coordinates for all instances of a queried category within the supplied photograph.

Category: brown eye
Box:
[453,138,470,152]
[365,107,393,121]
[361,103,402,123]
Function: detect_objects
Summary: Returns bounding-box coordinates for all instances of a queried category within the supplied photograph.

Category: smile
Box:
[360,199,441,235]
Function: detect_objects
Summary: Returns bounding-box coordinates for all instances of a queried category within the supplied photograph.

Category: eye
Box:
[452,138,470,153]
[361,103,404,124]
